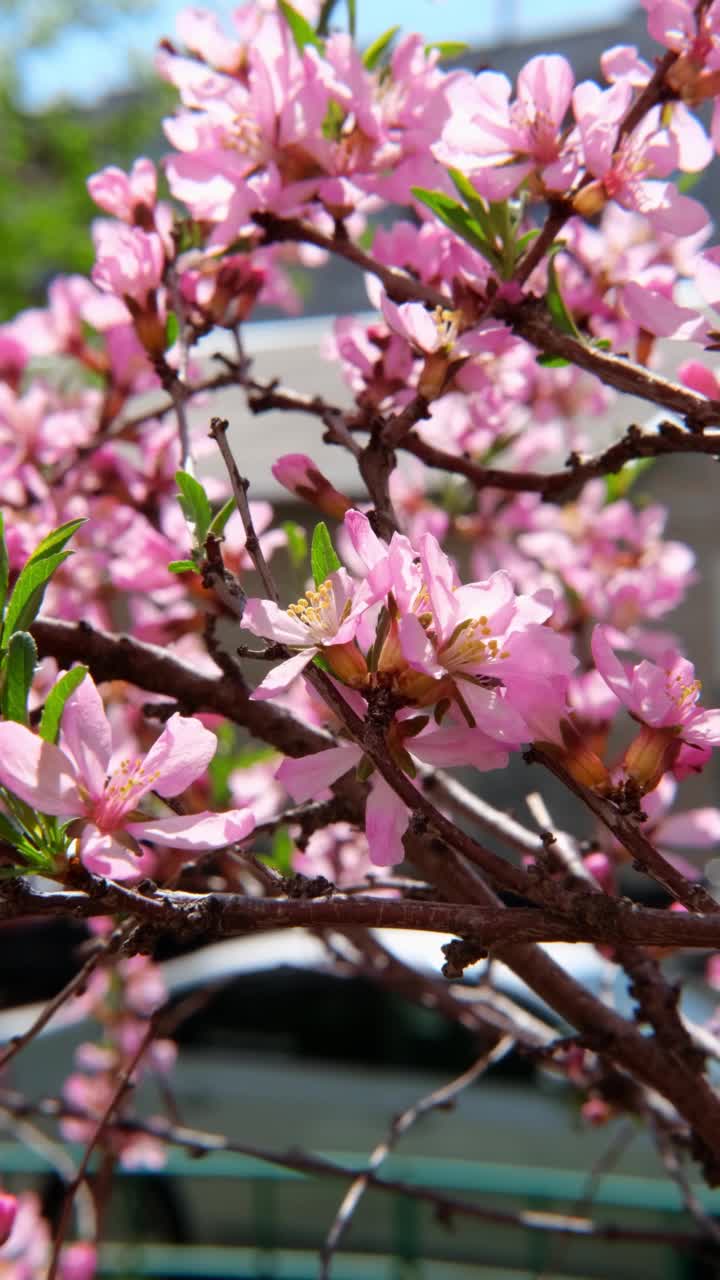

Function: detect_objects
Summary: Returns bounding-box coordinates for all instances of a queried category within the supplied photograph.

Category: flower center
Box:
[287,579,339,641]
[667,670,701,712]
[433,307,460,350]
[440,614,511,671]
[94,758,161,831]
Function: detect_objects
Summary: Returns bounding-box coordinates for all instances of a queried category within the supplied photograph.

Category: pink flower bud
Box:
[581,1096,612,1127]
[272,454,352,519]
[0,1192,17,1245]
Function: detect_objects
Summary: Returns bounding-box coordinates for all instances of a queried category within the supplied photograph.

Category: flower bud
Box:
[272,455,352,519]
[572,180,607,219]
[581,1096,613,1127]
[623,724,679,795]
[548,719,611,792]
[418,350,451,400]
[323,642,368,687]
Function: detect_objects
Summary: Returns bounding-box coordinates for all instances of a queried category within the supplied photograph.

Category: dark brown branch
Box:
[31,619,336,761]
[496,297,720,428]
[403,419,720,500]
[255,212,448,309]
[532,746,720,913]
[8,879,720,952]
[238,373,720,502]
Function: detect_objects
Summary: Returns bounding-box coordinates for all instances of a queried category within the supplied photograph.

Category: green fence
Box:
[0,1142,716,1279]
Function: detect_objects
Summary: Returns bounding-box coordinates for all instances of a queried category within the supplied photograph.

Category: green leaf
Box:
[278,0,324,53]
[411,187,503,271]
[537,354,571,368]
[0,811,25,852]
[677,170,701,194]
[346,0,356,38]
[545,256,582,339]
[447,167,494,231]
[1,631,37,724]
[425,40,469,59]
[270,826,294,874]
[311,521,341,587]
[39,666,87,743]
[207,496,237,541]
[283,521,308,571]
[515,228,541,254]
[2,551,71,645]
[165,311,180,348]
[176,470,213,546]
[207,722,239,807]
[322,98,346,142]
[24,518,85,567]
[233,743,278,768]
[604,457,656,503]
[168,559,198,575]
[363,24,400,68]
[0,512,8,622]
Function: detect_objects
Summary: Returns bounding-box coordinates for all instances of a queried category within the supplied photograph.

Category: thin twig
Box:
[1,1090,715,1255]
[208,416,279,603]
[319,1039,513,1278]
[47,1016,158,1280]
[0,945,109,1072]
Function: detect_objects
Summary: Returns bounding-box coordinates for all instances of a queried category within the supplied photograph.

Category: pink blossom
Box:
[292,821,376,887]
[572,85,709,233]
[277,743,410,867]
[92,224,165,309]
[0,674,254,879]
[591,627,720,747]
[397,534,575,744]
[0,1192,49,1273]
[435,55,575,199]
[88,158,157,223]
[244,569,364,699]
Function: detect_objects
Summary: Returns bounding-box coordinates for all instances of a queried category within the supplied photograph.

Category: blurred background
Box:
[4,3,720,1277]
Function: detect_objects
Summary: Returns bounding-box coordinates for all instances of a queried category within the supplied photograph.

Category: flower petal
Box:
[276,743,362,804]
[127,808,255,850]
[658,807,720,849]
[242,598,310,645]
[143,714,217,797]
[0,724,79,815]
[79,828,146,880]
[250,648,317,700]
[365,775,409,867]
[61,673,112,798]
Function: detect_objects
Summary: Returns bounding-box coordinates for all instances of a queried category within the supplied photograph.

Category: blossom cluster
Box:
[3,0,720,1265]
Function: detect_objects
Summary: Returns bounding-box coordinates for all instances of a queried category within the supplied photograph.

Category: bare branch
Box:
[319,1041,512,1278]
[1,1090,714,1256]
[208,416,279,603]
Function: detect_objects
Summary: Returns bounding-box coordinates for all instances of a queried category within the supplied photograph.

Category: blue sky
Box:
[17,0,635,110]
